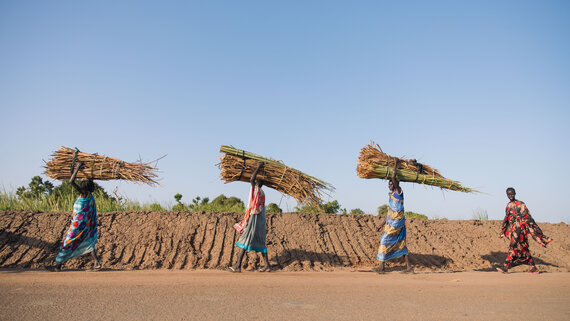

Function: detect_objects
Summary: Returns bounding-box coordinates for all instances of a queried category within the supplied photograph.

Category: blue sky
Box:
[1,1,569,222]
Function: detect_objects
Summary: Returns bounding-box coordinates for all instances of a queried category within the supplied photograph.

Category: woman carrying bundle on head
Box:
[376,158,412,273]
[229,162,271,272]
[496,187,553,274]
[48,162,100,271]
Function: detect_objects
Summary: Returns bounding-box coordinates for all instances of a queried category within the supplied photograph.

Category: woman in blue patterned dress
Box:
[49,162,100,271]
[376,158,412,273]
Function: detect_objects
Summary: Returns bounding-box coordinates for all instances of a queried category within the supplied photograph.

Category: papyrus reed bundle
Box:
[356,142,476,193]
[43,147,160,186]
[218,145,335,206]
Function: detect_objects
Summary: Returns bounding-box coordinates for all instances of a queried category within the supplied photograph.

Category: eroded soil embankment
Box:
[1,210,568,272]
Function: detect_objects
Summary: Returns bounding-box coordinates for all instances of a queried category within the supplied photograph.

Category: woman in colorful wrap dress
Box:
[497,187,552,274]
[230,162,270,272]
[50,162,100,271]
[376,158,412,273]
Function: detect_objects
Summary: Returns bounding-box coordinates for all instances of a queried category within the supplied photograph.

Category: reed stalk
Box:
[356,142,477,193]
[218,145,334,206]
[43,147,160,186]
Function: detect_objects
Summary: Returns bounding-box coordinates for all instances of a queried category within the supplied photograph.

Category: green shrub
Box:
[185,194,245,212]
[266,203,282,213]
[377,204,388,216]
[149,203,165,211]
[350,208,365,215]
[172,203,188,211]
[296,200,341,214]
[405,211,428,219]
[377,203,427,219]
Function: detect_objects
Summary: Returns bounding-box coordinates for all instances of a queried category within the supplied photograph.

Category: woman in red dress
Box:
[497,187,552,274]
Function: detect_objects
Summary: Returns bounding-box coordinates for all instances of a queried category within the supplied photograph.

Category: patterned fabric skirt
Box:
[376,213,408,262]
[56,195,98,264]
[504,218,551,268]
[236,209,267,253]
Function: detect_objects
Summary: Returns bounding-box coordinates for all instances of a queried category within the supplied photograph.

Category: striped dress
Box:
[376,190,408,262]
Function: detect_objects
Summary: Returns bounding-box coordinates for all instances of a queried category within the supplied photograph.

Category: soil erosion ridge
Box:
[1,210,568,272]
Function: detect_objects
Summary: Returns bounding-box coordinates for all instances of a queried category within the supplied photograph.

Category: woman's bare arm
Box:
[251,162,264,187]
[391,158,401,193]
[69,162,84,193]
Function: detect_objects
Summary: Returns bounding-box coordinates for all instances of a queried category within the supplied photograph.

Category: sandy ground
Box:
[2,210,569,320]
[0,270,568,321]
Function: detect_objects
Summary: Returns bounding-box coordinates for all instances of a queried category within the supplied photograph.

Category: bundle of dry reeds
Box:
[43,147,160,186]
[356,142,477,193]
[218,145,334,206]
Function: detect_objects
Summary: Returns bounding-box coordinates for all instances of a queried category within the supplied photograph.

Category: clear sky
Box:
[1,1,569,222]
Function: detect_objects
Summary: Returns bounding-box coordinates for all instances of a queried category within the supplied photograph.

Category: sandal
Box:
[528,270,540,274]
[45,265,61,272]
[528,267,540,274]
[496,267,508,274]
[228,266,241,273]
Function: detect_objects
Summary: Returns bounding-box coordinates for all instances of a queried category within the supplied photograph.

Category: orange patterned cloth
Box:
[233,185,265,233]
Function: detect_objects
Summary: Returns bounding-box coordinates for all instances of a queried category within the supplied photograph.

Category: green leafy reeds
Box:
[357,142,477,193]
[0,189,152,212]
[218,145,335,206]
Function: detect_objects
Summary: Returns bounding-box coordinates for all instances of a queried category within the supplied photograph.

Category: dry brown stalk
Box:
[356,142,477,193]
[217,145,334,206]
[43,147,161,186]
[357,142,442,179]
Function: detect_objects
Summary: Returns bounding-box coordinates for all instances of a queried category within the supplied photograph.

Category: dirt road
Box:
[1,270,568,321]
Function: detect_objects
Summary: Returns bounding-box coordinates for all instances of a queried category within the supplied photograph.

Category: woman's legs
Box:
[51,262,62,271]
[404,254,412,272]
[232,248,246,272]
[231,248,271,272]
[260,252,271,272]
[91,248,101,269]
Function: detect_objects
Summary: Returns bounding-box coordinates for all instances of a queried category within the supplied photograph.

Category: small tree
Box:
[266,203,282,213]
[377,204,389,216]
[323,200,341,214]
[350,208,365,215]
[51,180,113,200]
[296,200,342,214]
[16,176,54,199]
[189,196,202,210]
[172,193,186,211]
[150,203,165,211]
[189,194,245,212]
[405,211,428,219]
